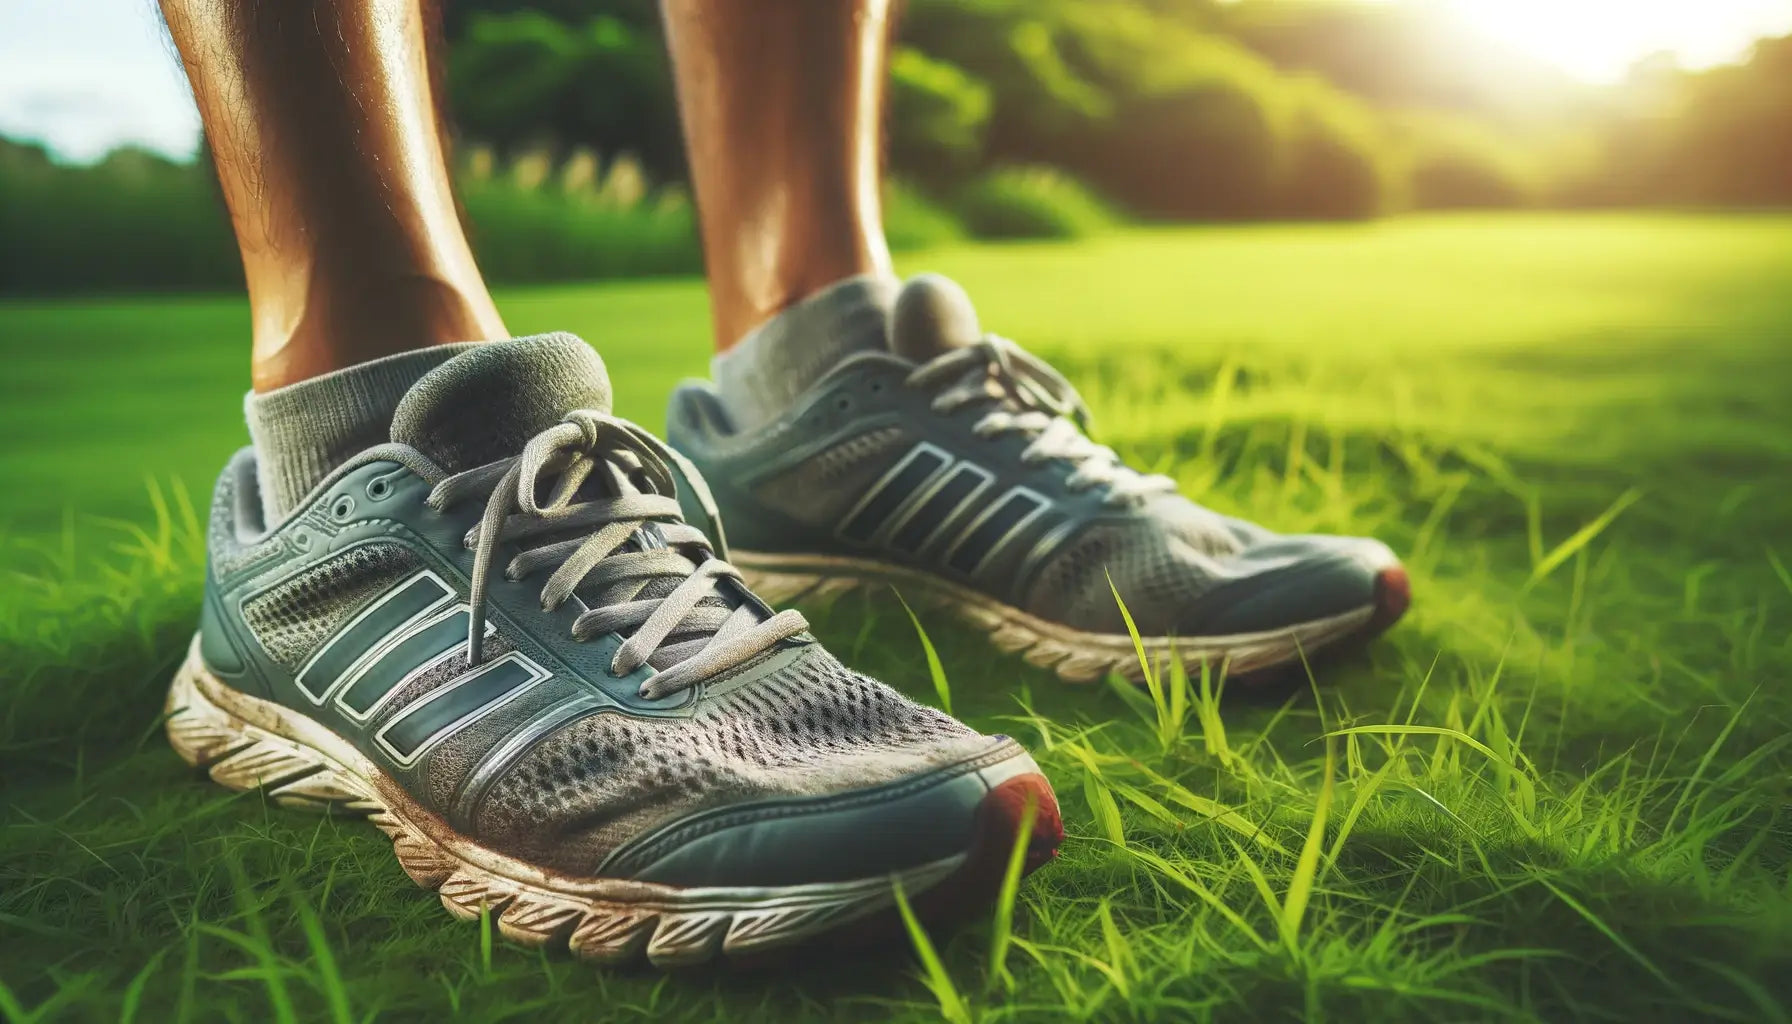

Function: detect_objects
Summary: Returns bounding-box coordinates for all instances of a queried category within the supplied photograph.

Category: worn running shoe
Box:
[666,276,1410,685]
[167,335,1061,967]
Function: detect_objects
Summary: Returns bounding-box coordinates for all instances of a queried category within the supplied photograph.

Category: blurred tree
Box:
[888,48,993,184]
[1395,115,1540,209]
[447,10,684,181]
[1656,36,1792,205]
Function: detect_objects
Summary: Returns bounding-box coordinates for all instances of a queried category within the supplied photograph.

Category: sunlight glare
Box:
[1439,0,1792,82]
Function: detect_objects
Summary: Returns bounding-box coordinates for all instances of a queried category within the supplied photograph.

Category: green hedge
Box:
[0,142,240,294]
[2,139,1122,294]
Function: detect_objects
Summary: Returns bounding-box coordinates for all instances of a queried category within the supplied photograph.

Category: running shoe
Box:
[665,276,1410,684]
[167,334,1061,967]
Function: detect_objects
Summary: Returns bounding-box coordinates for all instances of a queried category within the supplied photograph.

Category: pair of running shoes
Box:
[168,275,1409,967]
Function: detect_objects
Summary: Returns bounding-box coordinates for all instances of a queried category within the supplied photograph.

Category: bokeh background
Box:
[4,4,1792,1022]
[4,0,1792,292]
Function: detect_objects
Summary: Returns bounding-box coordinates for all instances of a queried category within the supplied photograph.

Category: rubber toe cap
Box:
[1181,535,1402,636]
[602,744,1060,889]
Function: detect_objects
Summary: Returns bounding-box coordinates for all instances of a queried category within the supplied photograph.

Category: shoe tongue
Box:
[391,333,613,473]
[889,273,983,362]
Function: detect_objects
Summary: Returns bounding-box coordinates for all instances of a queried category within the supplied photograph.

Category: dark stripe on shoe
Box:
[295,572,453,702]
[890,464,992,555]
[376,654,544,764]
[839,446,949,543]
[336,609,472,719]
[947,489,1046,575]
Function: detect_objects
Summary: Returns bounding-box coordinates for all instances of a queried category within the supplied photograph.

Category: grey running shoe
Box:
[167,335,1061,967]
[666,276,1410,685]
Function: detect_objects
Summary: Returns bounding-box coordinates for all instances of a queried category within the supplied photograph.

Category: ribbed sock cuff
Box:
[710,274,899,432]
[245,344,481,521]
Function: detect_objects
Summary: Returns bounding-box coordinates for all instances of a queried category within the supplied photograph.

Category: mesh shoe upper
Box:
[197,335,1010,884]
[476,644,979,873]
[667,275,1399,638]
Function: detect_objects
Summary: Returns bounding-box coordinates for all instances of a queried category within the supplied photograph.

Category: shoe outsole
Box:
[165,638,1063,968]
[733,552,1410,685]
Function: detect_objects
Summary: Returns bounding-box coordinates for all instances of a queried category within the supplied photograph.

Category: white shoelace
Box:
[426,411,809,700]
[904,336,1177,506]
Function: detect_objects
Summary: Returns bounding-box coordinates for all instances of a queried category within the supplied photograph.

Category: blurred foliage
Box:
[1585,37,1792,207]
[883,179,968,251]
[446,10,683,182]
[456,148,700,282]
[0,141,241,294]
[1391,114,1543,210]
[437,0,1792,222]
[0,140,973,294]
[952,165,1115,239]
[889,47,994,183]
[4,0,1791,293]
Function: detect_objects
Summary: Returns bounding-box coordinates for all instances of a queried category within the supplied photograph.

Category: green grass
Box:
[3,212,1791,1021]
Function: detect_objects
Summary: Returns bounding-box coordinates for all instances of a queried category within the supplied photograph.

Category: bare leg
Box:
[159,0,505,391]
[662,0,895,351]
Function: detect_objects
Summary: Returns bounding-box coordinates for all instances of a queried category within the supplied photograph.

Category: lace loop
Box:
[426,412,808,699]
[904,336,1177,507]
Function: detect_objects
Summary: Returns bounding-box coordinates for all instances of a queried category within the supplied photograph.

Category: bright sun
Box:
[1432,0,1792,82]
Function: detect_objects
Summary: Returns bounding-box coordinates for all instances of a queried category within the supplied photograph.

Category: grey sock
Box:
[245,344,480,521]
[710,274,899,431]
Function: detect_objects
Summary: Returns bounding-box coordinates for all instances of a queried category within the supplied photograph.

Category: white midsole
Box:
[730,550,1376,683]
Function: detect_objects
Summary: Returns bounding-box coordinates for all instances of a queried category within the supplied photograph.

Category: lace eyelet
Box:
[329,495,356,521]
[834,396,852,412]
[365,477,392,501]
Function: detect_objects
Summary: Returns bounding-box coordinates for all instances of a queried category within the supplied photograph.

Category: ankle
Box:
[249,274,506,392]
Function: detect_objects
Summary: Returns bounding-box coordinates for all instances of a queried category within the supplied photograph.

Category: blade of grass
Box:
[1767,547,1792,597]
[1096,900,1133,1000]
[479,905,494,977]
[1527,487,1642,586]
[1122,846,1267,950]
[1280,736,1334,954]
[1130,762,1286,854]
[987,793,1041,993]
[118,948,168,1024]
[893,878,973,1024]
[1103,669,1158,730]
[293,894,353,1024]
[1661,690,1754,838]
[1228,839,1285,922]
[1196,358,1237,467]
[0,975,27,1024]
[1106,572,1164,728]
[1084,769,1126,846]
[896,590,952,716]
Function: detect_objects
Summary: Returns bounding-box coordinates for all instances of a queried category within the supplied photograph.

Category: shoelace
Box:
[904,336,1177,506]
[426,410,809,700]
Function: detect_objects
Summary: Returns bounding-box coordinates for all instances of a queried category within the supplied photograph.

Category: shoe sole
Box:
[733,551,1411,685]
[164,637,1063,968]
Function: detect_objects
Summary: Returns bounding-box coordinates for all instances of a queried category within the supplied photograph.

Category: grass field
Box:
[3,213,1790,1022]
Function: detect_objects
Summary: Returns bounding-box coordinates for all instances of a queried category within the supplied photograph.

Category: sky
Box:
[0,0,201,162]
[4,0,1792,164]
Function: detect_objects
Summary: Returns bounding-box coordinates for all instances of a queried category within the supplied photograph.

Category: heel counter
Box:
[197,451,272,698]
[197,571,243,675]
